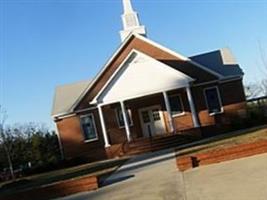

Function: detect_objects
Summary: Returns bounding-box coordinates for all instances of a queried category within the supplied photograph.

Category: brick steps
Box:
[125,134,193,156]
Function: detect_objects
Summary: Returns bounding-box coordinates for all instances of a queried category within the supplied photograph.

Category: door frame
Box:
[138,105,166,138]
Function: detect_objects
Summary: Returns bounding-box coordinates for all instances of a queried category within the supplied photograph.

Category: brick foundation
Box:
[176,140,267,171]
[0,175,98,200]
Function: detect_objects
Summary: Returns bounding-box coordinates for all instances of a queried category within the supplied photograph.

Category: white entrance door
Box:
[139,105,166,138]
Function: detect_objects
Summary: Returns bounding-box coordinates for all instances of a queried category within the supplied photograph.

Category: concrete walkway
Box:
[183,153,267,200]
[57,148,185,200]
[57,149,267,200]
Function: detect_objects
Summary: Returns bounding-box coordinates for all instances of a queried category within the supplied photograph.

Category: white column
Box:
[97,105,110,147]
[163,91,175,133]
[186,86,200,128]
[120,101,131,142]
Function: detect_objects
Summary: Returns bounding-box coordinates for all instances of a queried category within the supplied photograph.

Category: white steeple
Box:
[120,0,146,42]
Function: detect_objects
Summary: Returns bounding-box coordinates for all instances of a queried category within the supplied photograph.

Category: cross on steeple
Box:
[120,0,146,42]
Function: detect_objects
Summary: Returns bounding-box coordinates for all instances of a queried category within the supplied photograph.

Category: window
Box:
[168,95,184,116]
[152,109,161,121]
[204,87,223,114]
[116,108,133,128]
[141,111,150,123]
[80,114,98,142]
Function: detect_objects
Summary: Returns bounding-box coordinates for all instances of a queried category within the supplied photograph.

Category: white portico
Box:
[91,50,200,147]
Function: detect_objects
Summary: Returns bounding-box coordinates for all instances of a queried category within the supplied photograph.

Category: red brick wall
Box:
[192,79,246,130]
[57,79,246,160]
[176,140,267,171]
[102,104,129,144]
[101,94,169,144]
[56,109,107,161]
[0,175,98,200]
[100,79,246,142]
[168,89,194,131]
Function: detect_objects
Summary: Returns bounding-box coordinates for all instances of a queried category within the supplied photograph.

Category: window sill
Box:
[172,112,185,118]
[209,111,224,116]
[84,138,98,143]
[119,124,134,129]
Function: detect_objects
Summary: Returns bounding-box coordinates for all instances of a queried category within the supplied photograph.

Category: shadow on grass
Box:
[0,158,129,197]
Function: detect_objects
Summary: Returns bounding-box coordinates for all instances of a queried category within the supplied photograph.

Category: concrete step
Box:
[129,134,190,148]
[126,138,189,156]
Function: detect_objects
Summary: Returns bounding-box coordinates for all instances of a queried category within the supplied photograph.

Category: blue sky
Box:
[1,0,267,128]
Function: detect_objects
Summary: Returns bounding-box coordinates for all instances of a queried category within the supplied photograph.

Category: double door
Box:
[139,105,166,138]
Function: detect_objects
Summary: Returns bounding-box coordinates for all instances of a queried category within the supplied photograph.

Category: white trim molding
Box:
[80,113,99,143]
[52,107,98,121]
[70,33,137,112]
[91,49,194,105]
[134,34,224,79]
[168,93,185,117]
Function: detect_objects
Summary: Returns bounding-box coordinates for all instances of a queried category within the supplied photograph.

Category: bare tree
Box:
[259,42,267,96]
[261,80,267,96]
[244,82,263,99]
[0,105,15,180]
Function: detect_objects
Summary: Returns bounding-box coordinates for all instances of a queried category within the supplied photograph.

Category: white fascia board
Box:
[91,49,138,104]
[192,75,243,87]
[69,33,136,112]
[133,34,224,79]
[52,113,76,121]
[97,85,191,106]
[52,107,97,120]
[91,49,194,105]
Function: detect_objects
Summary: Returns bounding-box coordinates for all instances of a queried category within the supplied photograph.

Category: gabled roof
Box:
[51,79,91,117]
[92,49,195,104]
[190,48,244,77]
[51,34,243,118]
[71,33,223,112]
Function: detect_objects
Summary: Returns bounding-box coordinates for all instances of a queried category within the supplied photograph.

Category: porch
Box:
[96,87,201,153]
[91,50,201,153]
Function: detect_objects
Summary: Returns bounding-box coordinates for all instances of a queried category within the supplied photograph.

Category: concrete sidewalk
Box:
[183,153,267,200]
[57,148,185,200]
[57,149,267,200]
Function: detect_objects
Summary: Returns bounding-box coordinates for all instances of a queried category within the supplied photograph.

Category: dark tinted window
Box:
[205,87,222,114]
[169,95,184,115]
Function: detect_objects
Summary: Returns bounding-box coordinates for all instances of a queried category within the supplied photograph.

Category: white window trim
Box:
[169,94,185,117]
[80,113,99,143]
[203,86,224,116]
[115,108,134,129]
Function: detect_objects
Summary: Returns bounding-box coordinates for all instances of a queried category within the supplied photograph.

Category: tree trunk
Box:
[3,143,15,180]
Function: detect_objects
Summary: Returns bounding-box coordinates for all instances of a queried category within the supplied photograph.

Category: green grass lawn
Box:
[0,157,129,196]
[177,126,267,156]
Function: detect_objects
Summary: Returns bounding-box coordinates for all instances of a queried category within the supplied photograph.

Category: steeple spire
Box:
[123,0,134,13]
[120,0,146,42]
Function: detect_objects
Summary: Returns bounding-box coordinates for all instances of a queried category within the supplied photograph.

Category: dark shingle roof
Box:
[190,48,244,77]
